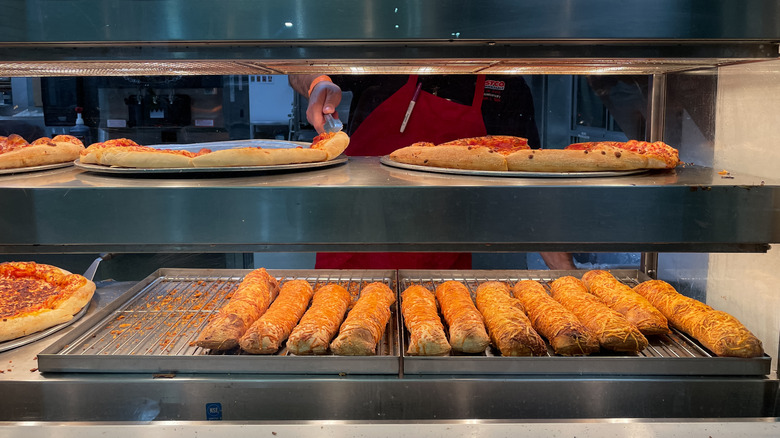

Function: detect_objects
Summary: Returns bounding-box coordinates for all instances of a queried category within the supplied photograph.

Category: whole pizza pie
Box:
[79,131,350,168]
[389,136,680,172]
[0,134,85,170]
[0,262,96,342]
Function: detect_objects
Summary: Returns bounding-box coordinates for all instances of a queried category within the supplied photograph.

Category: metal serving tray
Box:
[38,268,400,375]
[380,156,649,178]
[398,270,771,377]
[73,156,348,175]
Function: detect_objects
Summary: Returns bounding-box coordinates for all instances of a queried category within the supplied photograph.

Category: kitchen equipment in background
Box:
[68,106,91,144]
[125,92,191,127]
[249,75,294,139]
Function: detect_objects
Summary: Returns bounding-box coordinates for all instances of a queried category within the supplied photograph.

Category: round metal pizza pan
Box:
[73,156,349,175]
[149,139,311,152]
[380,156,649,178]
[0,299,91,353]
[0,161,73,176]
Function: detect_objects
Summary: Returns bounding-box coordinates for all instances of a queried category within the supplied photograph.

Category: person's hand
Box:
[307,81,343,134]
[540,252,577,270]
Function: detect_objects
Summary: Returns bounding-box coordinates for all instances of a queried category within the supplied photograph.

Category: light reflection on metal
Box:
[0,58,755,77]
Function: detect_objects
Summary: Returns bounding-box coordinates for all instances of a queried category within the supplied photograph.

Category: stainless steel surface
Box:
[648,74,666,142]
[640,253,659,279]
[82,254,109,282]
[1,282,776,421]
[0,158,777,254]
[380,155,651,178]
[0,1,778,78]
[397,270,770,376]
[0,0,778,424]
[151,139,311,152]
[323,114,343,134]
[0,162,72,175]
[1,420,779,438]
[1,58,773,78]
[39,269,399,375]
[4,1,778,42]
[73,156,349,175]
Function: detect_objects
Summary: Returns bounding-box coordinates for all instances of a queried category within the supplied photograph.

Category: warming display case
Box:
[1,1,779,436]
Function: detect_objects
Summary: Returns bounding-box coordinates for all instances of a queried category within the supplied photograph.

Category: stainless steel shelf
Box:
[0,283,777,421]
[1,1,779,76]
[0,158,777,253]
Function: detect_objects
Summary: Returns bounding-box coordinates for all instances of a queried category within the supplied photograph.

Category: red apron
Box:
[316,75,487,270]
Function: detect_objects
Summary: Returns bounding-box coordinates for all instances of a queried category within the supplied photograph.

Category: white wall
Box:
[710,59,780,371]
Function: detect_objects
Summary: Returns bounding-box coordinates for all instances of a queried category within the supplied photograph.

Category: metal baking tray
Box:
[38,268,400,375]
[380,156,649,178]
[0,300,90,354]
[0,161,73,176]
[397,270,771,376]
[73,156,348,175]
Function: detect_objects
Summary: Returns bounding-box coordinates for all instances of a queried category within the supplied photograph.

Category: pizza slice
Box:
[389,136,680,172]
[80,138,209,168]
[505,143,651,172]
[191,132,349,167]
[0,134,85,170]
[310,131,350,160]
[0,261,96,342]
[565,140,680,169]
[82,133,350,168]
[389,135,531,171]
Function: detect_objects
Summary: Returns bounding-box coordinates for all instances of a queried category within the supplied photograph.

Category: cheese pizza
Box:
[0,134,84,170]
[389,136,679,172]
[389,135,531,171]
[80,131,350,168]
[0,261,96,342]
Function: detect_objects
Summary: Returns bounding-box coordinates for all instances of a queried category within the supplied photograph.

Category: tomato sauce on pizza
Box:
[566,140,679,168]
[0,262,89,318]
[440,135,531,155]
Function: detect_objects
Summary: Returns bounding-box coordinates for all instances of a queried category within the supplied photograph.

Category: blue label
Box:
[205,402,222,420]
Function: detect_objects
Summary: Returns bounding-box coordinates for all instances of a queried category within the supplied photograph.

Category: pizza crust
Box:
[311,131,350,160]
[506,146,649,172]
[81,135,345,168]
[0,265,96,343]
[389,145,508,171]
[192,147,327,167]
[98,149,195,168]
[390,143,661,172]
[0,142,83,170]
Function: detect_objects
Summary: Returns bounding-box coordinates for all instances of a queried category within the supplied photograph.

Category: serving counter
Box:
[0,279,777,423]
[0,160,778,425]
[0,158,777,254]
[2,0,780,434]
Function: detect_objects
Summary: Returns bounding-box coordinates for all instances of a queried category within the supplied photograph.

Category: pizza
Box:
[389,135,532,171]
[80,138,212,168]
[564,140,680,169]
[389,136,680,172]
[0,134,85,170]
[80,131,350,168]
[0,261,96,342]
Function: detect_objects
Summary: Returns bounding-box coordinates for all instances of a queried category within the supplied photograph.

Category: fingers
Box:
[539,252,576,270]
[306,82,342,134]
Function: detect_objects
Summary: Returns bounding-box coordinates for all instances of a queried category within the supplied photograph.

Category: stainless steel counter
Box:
[0,158,777,253]
[0,281,777,422]
[1,420,779,438]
